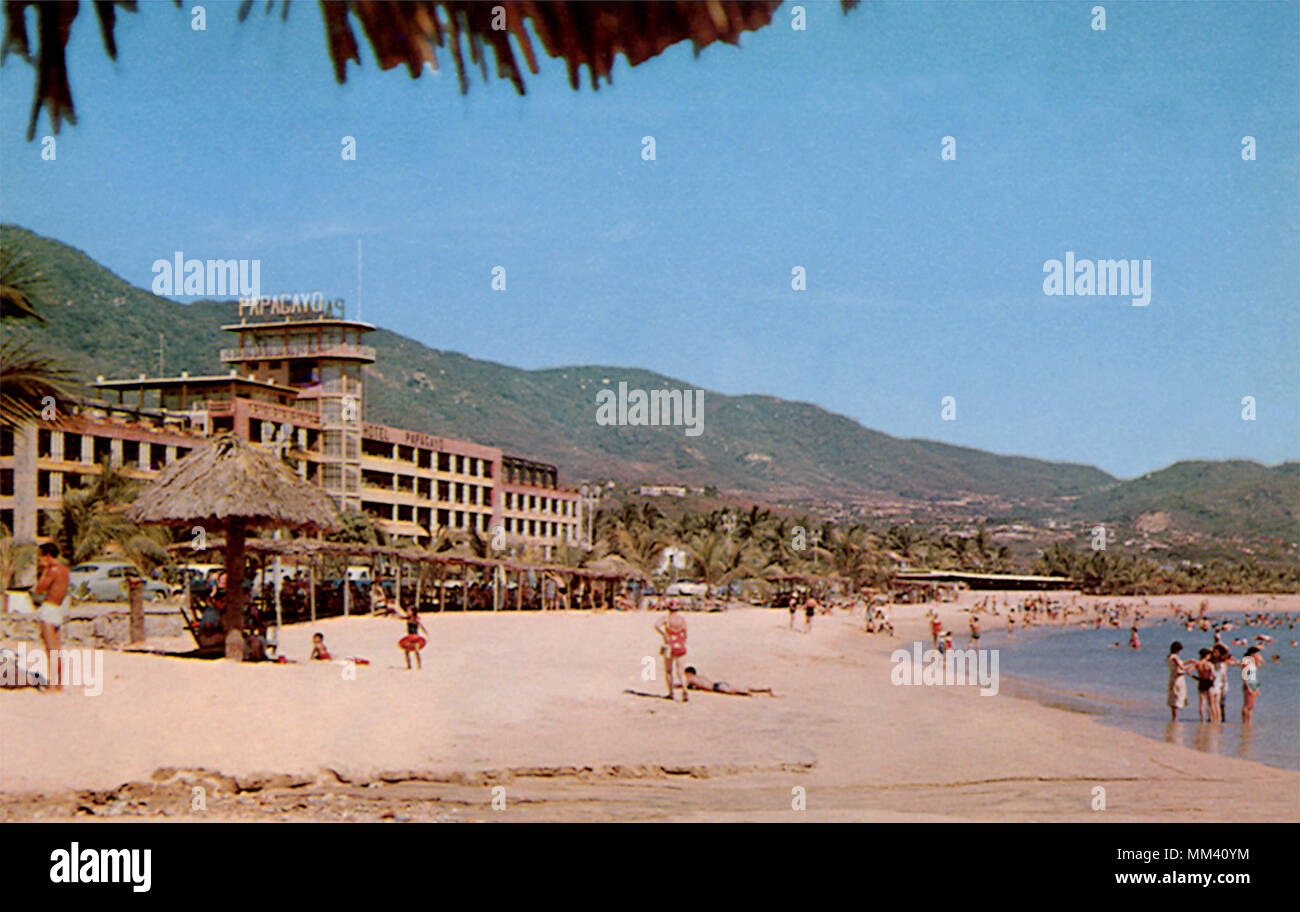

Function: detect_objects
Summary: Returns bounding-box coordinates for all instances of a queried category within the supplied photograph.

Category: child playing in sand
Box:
[655,604,689,701]
[310,632,332,661]
[397,603,428,670]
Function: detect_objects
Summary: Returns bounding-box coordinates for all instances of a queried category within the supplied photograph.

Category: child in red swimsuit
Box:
[310,632,332,661]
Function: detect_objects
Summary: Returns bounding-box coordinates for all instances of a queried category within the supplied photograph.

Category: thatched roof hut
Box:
[129,434,341,532]
[585,553,649,580]
[6,0,858,140]
[129,433,341,657]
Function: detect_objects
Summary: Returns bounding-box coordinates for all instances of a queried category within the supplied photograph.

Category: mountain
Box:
[4,223,1296,554]
[1066,460,1300,542]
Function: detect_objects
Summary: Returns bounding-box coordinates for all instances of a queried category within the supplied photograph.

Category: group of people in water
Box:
[1166,640,1264,724]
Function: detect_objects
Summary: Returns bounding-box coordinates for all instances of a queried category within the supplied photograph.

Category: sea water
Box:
[981,613,1299,771]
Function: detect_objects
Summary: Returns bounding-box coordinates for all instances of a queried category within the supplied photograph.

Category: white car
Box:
[69,562,169,602]
[664,579,708,598]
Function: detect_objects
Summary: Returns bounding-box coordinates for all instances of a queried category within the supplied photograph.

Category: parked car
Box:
[664,579,708,598]
[68,562,169,602]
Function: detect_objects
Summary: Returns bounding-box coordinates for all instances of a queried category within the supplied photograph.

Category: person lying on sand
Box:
[683,666,775,697]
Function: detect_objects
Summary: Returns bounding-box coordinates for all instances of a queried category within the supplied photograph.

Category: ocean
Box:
[980,613,1299,771]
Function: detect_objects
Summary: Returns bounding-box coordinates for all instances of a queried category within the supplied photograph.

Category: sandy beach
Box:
[2,592,1297,822]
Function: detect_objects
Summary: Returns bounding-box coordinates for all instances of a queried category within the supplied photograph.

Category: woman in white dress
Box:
[1167,641,1189,721]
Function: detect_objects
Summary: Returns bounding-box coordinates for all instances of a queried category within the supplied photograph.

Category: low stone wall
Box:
[0,602,187,648]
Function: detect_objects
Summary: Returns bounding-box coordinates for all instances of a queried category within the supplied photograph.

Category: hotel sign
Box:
[364,423,442,450]
[237,293,345,321]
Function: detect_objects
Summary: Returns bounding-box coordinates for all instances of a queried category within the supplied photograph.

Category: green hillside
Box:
[1069,460,1300,542]
[5,222,1295,553]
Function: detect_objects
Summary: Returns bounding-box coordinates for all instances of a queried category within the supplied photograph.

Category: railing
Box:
[219,342,376,362]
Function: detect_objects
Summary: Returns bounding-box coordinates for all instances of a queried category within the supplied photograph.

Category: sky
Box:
[1,0,1296,479]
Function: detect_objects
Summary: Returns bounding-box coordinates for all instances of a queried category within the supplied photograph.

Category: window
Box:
[37,430,51,458]
[64,433,82,462]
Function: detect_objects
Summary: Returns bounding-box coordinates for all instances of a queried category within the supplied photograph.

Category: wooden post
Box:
[273,552,283,642]
[564,573,572,612]
[223,517,248,660]
[395,561,402,615]
[437,563,445,612]
[415,562,423,613]
[309,560,316,623]
[492,564,499,611]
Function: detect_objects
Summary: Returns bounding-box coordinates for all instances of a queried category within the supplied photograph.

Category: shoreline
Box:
[3,592,1298,822]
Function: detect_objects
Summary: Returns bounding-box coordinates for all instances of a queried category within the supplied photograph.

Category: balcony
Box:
[219,341,376,363]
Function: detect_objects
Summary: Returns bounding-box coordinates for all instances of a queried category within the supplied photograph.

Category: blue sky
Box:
[1,0,1296,479]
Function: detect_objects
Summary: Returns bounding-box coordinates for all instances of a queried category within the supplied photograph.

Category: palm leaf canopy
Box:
[127,433,341,533]
[5,0,858,140]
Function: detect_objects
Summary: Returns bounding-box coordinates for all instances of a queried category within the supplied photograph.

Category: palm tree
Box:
[0,246,77,429]
[326,507,381,546]
[55,461,170,570]
[683,529,759,588]
[0,529,37,589]
[9,2,860,141]
[603,522,668,577]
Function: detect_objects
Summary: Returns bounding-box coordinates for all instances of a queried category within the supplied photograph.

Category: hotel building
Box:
[0,304,583,557]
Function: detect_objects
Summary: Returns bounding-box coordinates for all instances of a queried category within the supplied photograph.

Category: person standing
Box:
[1241,646,1262,724]
[655,604,689,701]
[30,542,70,691]
[1189,648,1218,722]
[1209,644,1232,722]
[397,604,427,670]
[1166,641,1189,721]
[969,615,981,648]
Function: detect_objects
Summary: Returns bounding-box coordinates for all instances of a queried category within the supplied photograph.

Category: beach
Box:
[2,592,1298,822]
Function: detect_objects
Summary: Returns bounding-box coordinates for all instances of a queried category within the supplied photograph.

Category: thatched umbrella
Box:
[5,1,859,140]
[128,434,341,657]
[585,553,648,580]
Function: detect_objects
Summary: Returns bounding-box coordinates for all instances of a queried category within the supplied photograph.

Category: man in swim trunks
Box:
[683,666,775,697]
[803,595,817,633]
[31,542,70,691]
